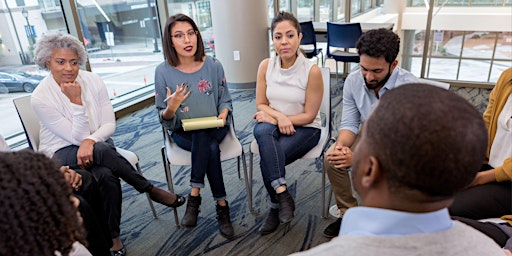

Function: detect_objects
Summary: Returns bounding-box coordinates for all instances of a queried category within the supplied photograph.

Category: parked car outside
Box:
[9,71,46,81]
[0,72,40,93]
[0,83,8,94]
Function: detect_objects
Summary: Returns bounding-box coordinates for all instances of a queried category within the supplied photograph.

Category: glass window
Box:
[402,29,512,83]
[461,31,497,59]
[75,0,164,99]
[297,0,314,21]
[336,0,346,21]
[167,0,214,56]
[319,0,332,21]
[459,59,492,82]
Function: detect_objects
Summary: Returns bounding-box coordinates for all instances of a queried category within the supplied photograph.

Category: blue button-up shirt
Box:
[340,67,418,135]
[340,207,454,236]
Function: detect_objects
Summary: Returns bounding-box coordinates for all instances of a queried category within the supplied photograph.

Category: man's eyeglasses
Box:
[171,30,198,41]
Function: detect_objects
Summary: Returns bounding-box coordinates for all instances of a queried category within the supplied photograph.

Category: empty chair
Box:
[300,21,323,66]
[326,22,362,82]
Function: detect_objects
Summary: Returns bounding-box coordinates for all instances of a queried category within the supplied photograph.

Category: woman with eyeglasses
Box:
[31,32,186,256]
[155,14,234,238]
[253,11,323,236]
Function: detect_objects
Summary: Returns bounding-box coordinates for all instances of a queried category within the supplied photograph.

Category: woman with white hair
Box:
[31,32,186,256]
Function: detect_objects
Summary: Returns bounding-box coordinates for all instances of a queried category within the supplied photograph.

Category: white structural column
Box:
[211,0,269,89]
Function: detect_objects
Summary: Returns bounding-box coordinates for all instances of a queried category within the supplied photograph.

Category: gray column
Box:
[211,0,269,89]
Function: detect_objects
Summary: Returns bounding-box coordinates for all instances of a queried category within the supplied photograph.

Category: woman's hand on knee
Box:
[77,139,95,168]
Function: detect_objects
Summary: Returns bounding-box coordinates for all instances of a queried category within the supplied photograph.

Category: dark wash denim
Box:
[253,122,320,204]
[171,126,229,200]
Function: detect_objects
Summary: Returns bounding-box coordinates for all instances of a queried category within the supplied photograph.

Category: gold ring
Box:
[85,160,91,165]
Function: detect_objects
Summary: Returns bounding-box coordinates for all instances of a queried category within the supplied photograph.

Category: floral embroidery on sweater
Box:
[197,79,212,94]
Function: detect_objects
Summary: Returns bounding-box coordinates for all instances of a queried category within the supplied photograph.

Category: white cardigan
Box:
[31,70,115,157]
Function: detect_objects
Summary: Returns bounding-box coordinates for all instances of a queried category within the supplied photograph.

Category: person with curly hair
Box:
[322,28,419,238]
[155,14,234,238]
[0,151,91,256]
[31,32,186,256]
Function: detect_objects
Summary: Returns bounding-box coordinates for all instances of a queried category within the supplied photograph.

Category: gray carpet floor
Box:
[111,79,490,256]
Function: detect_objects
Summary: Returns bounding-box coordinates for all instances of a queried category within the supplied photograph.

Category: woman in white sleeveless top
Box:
[253,11,323,236]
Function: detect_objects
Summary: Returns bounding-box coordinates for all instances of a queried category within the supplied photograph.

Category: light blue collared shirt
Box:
[340,67,418,135]
[340,206,454,236]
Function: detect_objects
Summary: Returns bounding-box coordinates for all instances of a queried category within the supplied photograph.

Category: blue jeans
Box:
[253,122,320,205]
[171,126,229,200]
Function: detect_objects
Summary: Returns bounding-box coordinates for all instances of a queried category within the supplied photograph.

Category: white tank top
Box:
[489,93,512,168]
[265,53,321,129]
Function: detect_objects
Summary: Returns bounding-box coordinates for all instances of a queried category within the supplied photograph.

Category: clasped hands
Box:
[60,166,82,191]
[253,111,296,135]
[326,143,353,170]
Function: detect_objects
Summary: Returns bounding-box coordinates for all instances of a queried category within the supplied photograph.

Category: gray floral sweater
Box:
[155,56,233,132]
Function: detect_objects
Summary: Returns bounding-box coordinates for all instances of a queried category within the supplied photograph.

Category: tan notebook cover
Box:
[182,116,224,131]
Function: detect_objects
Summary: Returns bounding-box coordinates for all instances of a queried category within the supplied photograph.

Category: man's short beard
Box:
[364,64,392,90]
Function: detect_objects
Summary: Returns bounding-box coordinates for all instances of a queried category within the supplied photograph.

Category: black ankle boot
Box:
[216,201,234,238]
[277,190,295,223]
[258,208,280,236]
[181,194,201,227]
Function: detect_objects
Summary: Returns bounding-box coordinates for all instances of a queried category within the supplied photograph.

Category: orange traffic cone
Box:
[144,75,147,86]
[113,89,117,97]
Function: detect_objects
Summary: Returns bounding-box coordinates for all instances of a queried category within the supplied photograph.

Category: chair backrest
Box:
[301,66,331,159]
[326,22,362,52]
[300,21,317,47]
[13,95,40,151]
[319,67,331,131]
[418,78,450,90]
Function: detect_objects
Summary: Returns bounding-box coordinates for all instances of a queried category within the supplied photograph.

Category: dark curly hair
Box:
[0,151,87,256]
[356,28,400,64]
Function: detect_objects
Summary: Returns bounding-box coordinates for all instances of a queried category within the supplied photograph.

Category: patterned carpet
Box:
[111,79,490,256]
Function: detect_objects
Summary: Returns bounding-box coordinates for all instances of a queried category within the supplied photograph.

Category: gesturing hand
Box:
[165,83,190,110]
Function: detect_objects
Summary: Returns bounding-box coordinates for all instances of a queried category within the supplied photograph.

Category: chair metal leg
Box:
[161,146,180,227]
[237,156,241,180]
[248,152,254,213]
[136,162,158,219]
[322,162,328,218]
[241,151,253,213]
[335,61,339,84]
